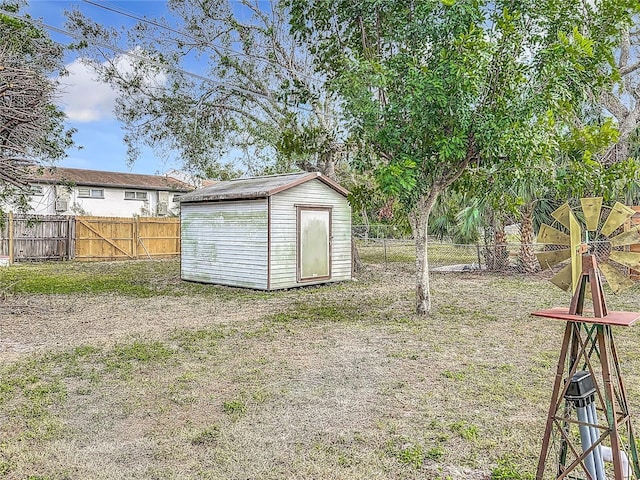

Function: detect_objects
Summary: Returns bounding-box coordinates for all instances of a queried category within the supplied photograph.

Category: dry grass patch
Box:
[2,261,640,479]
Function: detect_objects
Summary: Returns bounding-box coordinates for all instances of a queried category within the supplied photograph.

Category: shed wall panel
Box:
[181,200,268,289]
[269,181,351,289]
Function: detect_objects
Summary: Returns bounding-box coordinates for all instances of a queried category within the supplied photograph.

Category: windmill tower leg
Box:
[536,257,639,479]
[535,322,574,479]
[534,319,640,479]
[599,324,625,480]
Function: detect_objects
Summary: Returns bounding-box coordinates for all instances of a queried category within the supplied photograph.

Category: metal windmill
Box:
[532,198,640,480]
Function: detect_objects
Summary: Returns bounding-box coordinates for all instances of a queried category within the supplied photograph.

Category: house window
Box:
[124,191,148,201]
[30,184,44,196]
[78,187,104,198]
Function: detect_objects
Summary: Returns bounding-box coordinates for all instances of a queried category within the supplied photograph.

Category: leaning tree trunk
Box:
[518,203,538,273]
[411,193,440,315]
[410,134,476,314]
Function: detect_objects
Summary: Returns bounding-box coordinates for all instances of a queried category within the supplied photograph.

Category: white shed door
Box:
[298,207,331,281]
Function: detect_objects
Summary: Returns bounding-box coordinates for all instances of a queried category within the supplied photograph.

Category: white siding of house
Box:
[181,200,269,289]
[67,187,156,216]
[25,185,181,217]
[28,185,56,214]
[269,180,351,289]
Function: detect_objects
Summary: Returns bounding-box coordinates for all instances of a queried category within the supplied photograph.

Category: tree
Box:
[0,1,73,196]
[289,0,639,314]
[66,0,347,182]
[598,24,640,164]
[424,104,638,275]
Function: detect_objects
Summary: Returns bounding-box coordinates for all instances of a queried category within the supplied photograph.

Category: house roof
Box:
[179,172,349,203]
[29,167,193,192]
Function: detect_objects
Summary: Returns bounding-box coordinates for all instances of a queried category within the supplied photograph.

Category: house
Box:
[179,172,352,290]
[26,167,192,217]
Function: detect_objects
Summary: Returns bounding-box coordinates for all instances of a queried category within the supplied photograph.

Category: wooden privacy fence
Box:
[0,213,74,262]
[0,214,180,262]
[75,216,180,260]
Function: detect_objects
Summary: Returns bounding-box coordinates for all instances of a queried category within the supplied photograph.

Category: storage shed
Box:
[179,172,352,290]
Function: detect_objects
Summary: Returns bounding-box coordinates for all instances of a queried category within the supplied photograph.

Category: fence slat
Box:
[8,212,14,264]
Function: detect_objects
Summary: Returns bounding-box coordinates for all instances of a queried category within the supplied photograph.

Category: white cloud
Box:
[57,49,167,123]
[112,48,168,93]
[57,58,118,122]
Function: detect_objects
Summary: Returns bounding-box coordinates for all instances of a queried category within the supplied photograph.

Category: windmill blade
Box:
[609,225,640,247]
[538,224,571,246]
[609,251,640,271]
[569,211,582,293]
[550,263,573,291]
[551,203,572,229]
[536,249,571,270]
[599,262,635,293]
[601,202,636,237]
[580,197,603,231]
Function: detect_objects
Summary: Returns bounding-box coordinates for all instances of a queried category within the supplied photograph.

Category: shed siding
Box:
[269,181,351,289]
[181,200,268,289]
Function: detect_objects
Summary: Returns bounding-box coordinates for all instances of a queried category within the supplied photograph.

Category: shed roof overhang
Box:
[179,172,349,204]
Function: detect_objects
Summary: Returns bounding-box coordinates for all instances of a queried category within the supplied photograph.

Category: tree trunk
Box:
[318,151,337,181]
[411,193,440,315]
[518,203,538,273]
[321,155,336,180]
[494,227,509,272]
[484,213,508,272]
[352,235,363,273]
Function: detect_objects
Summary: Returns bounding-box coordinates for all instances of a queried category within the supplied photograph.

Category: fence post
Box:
[134,216,139,259]
[68,216,75,260]
[8,211,14,264]
[476,243,482,270]
[383,238,387,265]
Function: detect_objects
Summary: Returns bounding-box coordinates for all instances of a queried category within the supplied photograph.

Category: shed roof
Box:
[179,172,349,203]
[29,167,192,192]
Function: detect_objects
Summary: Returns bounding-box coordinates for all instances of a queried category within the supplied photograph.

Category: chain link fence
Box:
[353,225,552,274]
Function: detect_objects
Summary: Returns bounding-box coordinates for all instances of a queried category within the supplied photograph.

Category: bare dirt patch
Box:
[0,263,415,362]
[0,294,285,362]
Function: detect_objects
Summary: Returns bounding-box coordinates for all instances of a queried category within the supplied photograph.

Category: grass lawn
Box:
[2,259,640,479]
[356,239,481,266]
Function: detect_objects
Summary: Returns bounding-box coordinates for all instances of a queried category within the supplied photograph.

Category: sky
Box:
[25,0,180,176]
